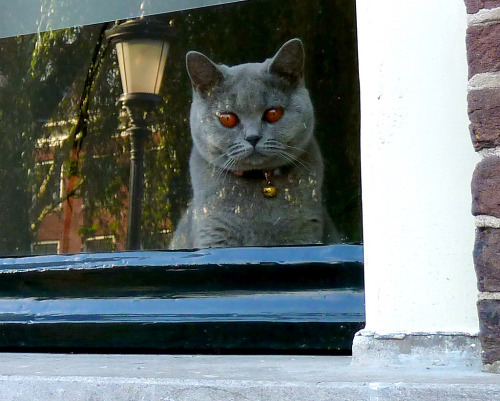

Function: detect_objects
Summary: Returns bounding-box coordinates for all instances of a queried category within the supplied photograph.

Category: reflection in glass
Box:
[0,0,361,256]
[116,40,169,94]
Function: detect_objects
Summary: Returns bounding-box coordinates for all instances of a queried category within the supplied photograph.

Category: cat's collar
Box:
[231,167,285,179]
[231,168,287,198]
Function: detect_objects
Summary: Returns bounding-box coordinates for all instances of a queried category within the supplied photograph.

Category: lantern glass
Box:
[115,39,169,94]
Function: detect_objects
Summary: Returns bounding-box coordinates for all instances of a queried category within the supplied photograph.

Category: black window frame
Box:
[0,245,364,353]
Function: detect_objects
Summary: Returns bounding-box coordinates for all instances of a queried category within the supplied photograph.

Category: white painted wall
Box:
[357,0,480,334]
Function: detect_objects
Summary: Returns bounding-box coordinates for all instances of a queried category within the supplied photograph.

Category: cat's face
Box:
[186,39,314,172]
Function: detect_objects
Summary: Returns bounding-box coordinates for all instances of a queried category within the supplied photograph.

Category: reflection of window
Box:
[0,0,363,352]
[83,235,115,252]
[31,240,59,255]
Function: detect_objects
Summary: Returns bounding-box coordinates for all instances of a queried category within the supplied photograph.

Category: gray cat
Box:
[170,39,337,249]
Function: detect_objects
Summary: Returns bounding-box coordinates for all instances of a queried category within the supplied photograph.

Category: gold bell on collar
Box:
[263,170,277,198]
[263,185,277,198]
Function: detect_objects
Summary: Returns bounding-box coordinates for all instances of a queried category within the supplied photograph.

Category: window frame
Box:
[0,0,364,353]
[30,240,60,255]
[0,245,364,353]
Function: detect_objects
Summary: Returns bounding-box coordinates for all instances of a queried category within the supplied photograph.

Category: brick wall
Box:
[466,0,500,373]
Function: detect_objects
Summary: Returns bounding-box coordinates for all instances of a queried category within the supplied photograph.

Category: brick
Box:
[478,299,500,366]
[472,157,500,215]
[474,228,500,291]
[468,89,500,149]
[465,0,500,14]
[467,24,500,78]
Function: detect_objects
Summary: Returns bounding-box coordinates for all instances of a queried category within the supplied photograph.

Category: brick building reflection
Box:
[33,127,127,254]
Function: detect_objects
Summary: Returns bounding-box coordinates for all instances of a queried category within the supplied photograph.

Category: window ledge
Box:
[0,354,499,400]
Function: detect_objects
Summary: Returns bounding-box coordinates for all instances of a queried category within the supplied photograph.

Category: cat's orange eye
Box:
[218,112,239,128]
[263,107,283,123]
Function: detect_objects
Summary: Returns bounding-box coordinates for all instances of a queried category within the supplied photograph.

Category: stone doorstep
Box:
[0,354,499,401]
[352,331,483,367]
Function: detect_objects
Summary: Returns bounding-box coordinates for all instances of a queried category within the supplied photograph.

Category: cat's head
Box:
[186,39,314,172]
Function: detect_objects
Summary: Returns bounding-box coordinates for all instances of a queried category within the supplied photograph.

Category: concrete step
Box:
[0,354,498,400]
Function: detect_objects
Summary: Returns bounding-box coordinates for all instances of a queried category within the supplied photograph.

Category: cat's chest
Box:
[195,172,321,220]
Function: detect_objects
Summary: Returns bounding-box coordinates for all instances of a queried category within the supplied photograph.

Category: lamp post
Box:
[106,17,173,250]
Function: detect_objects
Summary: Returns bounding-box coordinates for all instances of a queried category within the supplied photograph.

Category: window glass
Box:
[0,0,360,255]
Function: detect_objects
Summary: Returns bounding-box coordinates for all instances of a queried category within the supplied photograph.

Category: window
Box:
[83,235,116,252]
[31,240,60,255]
[0,0,363,352]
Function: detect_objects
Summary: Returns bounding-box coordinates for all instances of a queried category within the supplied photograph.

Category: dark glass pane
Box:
[0,0,360,256]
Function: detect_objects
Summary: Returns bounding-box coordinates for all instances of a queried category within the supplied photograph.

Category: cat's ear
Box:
[186,51,223,95]
[268,38,305,86]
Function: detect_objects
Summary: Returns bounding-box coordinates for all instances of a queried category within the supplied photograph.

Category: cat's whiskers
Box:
[265,139,310,156]
[212,138,310,182]
[276,150,310,173]
[211,152,230,167]
[213,156,240,183]
[260,139,310,173]
[278,142,311,155]
[227,143,253,160]
[222,158,238,182]
[214,157,233,181]
[211,154,229,180]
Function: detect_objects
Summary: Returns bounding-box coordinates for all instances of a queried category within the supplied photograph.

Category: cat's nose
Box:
[245,135,261,147]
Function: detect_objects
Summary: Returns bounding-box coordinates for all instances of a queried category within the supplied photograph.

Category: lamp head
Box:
[106,17,175,97]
